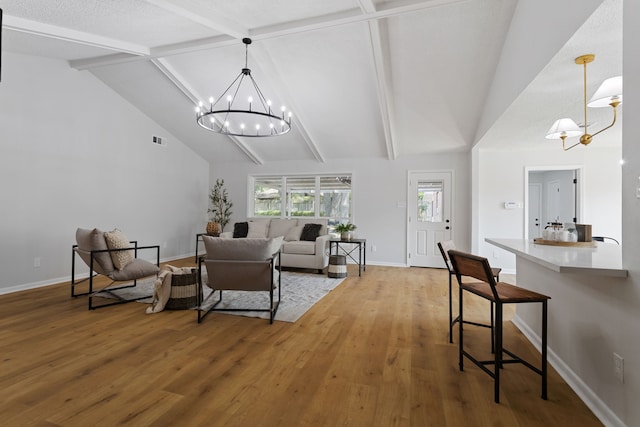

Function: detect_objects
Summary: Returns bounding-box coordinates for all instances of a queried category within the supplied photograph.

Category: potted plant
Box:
[207,179,233,235]
[334,223,357,241]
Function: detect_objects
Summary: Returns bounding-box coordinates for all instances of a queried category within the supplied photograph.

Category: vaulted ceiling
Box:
[2,0,622,165]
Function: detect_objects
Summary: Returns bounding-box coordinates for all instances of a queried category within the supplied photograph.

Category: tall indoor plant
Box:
[207,179,233,234]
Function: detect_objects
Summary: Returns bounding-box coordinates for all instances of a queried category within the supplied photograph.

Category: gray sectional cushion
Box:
[75,228,115,275]
[282,241,316,255]
[203,236,283,260]
[268,218,297,238]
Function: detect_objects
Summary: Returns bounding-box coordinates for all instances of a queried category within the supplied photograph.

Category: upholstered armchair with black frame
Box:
[72,228,160,310]
[197,235,283,324]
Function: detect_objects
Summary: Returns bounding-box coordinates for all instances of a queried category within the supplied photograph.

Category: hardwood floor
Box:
[0,259,602,426]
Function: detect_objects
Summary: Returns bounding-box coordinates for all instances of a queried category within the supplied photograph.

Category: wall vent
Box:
[152,135,167,147]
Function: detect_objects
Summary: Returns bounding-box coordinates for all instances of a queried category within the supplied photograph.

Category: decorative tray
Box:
[533,238,597,248]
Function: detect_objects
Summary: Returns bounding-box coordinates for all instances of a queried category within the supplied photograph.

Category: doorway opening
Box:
[524,166,583,239]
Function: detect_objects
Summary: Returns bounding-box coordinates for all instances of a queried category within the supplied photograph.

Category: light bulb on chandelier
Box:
[194,38,292,137]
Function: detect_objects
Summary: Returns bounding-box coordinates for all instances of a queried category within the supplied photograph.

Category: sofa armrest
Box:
[315,234,331,255]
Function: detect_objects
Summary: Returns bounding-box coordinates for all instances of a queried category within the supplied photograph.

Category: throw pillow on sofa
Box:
[233,222,249,238]
[247,219,270,238]
[300,223,322,241]
[285,225,303,241]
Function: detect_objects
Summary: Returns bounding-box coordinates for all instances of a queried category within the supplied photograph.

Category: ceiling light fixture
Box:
[545,54,622,151]
[194,38,292,137]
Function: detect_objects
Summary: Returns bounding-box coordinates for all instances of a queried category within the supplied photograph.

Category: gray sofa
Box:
[221,218,330,273]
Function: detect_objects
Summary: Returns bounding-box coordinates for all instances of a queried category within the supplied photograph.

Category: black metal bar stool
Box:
[448,249,550,403]
[437,241,500,348]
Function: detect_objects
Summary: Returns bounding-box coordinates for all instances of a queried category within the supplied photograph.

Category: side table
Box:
[329,238,366,276]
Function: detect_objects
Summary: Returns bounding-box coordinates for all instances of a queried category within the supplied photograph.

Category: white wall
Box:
[476,0,604,142]
[618,1,640,425]
[209,153,471,266]
[0,52,209,293]
[475,146,621,272]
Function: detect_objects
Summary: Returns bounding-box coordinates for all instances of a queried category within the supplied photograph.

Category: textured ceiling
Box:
[1,0,623,164]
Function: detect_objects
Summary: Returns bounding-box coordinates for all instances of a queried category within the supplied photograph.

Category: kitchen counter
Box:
[486,238,627,277]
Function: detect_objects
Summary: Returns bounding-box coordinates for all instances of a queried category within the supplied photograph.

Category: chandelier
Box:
[545,54,622,151]
[195,38,292,137]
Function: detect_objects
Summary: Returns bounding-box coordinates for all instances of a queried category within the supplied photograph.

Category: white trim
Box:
[512,315,625,427]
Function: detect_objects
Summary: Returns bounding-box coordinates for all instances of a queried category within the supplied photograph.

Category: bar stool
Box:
[437,241,500,347]
[448,249,550,403]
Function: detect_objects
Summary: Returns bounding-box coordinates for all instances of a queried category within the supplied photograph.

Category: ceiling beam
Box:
[151,58,264,165]
[69,0,468,70]
[358,0,398,160]
[3,15,149,56]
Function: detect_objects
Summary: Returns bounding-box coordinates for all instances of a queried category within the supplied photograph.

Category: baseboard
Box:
[0,253,193,296]
[366,261,409,268]
[512,315,626,427]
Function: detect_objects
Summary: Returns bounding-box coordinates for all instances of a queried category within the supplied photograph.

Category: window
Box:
[250,174,352,227]
[286,176,315,217]
[253,177,282,217]
[417,180,443,222]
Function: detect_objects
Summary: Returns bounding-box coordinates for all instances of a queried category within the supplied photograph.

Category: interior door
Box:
[528,183,542,238]
[408,171,452,267]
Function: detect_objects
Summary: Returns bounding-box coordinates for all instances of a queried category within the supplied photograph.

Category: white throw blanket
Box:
[146,265,195,314]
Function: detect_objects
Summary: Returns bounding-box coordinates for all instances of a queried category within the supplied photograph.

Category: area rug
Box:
[94,271,345,323]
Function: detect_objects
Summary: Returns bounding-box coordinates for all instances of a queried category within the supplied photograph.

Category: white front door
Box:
[408,171,452,267]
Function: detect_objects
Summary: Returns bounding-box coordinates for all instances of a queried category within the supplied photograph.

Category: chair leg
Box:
[494,302,503,403]
[490,301,495,354]
[459,285,464,371]
[542,301,548,400]
[449,272,454,343]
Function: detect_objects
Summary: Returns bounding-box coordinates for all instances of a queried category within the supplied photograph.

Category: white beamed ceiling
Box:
[1,0,622,164]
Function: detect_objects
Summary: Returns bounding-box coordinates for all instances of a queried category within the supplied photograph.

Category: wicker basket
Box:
[328,255,347,278]
[165,268,201,310]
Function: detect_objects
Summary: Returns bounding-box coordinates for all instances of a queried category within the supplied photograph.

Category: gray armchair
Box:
[72,228,160,309]
[198,236,283,324]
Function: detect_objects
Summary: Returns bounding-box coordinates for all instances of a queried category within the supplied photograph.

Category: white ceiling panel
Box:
[385,0,517,157]
[1,0,221,47]
[90,60,253,164]
[0,0,623,165]
[258,23,388,160]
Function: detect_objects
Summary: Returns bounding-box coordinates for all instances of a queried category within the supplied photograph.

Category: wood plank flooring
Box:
[0,260,603,426]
